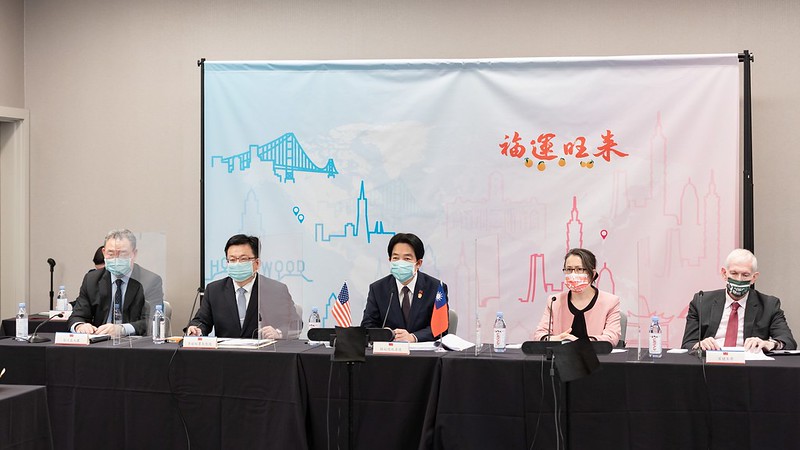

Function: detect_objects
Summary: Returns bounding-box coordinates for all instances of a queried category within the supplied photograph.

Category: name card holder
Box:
[706,349,746,365]
[373,341,410,356]
[54,332,90,346]
[182,336,218,349]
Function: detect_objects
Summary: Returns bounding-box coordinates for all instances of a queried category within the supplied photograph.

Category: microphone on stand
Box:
[47,258,56,310]
[182,287,205,335]
[381,292,395,329]
[28,312,64,343]
[545,296,557,341]
[689,290,705,357]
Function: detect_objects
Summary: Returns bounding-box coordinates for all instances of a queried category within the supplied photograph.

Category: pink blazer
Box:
[533,289,621,346]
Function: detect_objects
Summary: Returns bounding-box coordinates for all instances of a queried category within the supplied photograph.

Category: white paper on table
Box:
[439,334,476,351]
[409,341,439,351]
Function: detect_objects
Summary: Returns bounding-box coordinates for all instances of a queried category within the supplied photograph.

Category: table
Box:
[1,315,70,337]
[2,338,800,450]
[0,384,53,450]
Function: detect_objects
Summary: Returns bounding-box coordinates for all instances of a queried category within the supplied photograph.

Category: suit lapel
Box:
[97,270,112,326]
[123,279,140,319]
[242,277,260,337]
[743,290,759,339]
[706,293,725,339]
[407,274,429,327]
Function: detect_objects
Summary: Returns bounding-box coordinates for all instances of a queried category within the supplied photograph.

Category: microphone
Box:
[28,313,64,343]
[691,290,704,357]
[545,296,557,341]
[381,292,395,329]
[47,258,56,310]
[183,287,204,335]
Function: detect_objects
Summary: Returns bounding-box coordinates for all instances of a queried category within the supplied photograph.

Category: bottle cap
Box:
[651,316,659,322]
[59,285,65,290]
[312,307,318,313]
[155,304,163,311]
[18,302,25,307]
[497,311,504,317]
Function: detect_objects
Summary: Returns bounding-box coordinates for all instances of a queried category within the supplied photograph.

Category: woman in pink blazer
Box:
[533,248,621,346]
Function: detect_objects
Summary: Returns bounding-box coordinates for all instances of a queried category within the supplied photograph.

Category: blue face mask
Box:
[390,260,415,283]
[105,258,132,277]
[227,261,255,282]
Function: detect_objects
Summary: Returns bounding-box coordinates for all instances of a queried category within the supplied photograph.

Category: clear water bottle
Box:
[493,311,507,353]
[474,315,482,356]
[56,286,68,311]
[648,316,662,358]
[152,304,166,344]
[112,303,122,345]
[308,307,321,330]
[15,302,28,341]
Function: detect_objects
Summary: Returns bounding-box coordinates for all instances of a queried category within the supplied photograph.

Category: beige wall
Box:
[8,0,800,333]
[0,0,24,107]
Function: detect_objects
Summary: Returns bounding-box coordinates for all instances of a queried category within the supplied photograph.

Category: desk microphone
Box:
[545,296,557,341]
[380,292,395,329]
[691,290,704,357]
[47,258,56,310]
[182,287,204,335]
[28,312,64,343]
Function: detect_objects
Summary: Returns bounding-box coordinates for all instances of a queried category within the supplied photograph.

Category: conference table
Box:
[0,384,53,450]
[1,336,799,450]
[1,315,70,337]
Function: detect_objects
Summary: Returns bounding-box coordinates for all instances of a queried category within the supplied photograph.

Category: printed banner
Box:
[204,55,740,345]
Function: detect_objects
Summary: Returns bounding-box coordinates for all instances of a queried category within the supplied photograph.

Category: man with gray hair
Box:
[69,229,156,336]
[682,248,796,352]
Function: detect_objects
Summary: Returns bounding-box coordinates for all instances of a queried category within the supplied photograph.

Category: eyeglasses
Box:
[562,267,588,274]
[226,256,256,264]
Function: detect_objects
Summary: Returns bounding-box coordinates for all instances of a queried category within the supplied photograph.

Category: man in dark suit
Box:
[69,229,150,336]
[361,233,448,342]
[682,248,796,352]
[187,234,300,339]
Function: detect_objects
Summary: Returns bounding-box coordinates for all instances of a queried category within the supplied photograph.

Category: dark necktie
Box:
[107,278,123,324]
[401,286,411,325]
[724,302,740,347]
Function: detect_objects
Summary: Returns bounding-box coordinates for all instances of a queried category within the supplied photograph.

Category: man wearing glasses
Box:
[187,234,300,339]
[681,248,797,352]
[69,229,152,336]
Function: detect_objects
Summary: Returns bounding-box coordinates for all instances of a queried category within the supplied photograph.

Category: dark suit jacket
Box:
[190,275,300,339]
[681,288,797,350]
[361,272,448,342]
[68,268,148,335]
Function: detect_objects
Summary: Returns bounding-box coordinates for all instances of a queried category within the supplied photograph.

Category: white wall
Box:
[12,0,800,334]
[0,0,24,107]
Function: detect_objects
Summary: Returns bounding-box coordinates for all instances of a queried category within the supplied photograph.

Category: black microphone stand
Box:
[47,259,56,310]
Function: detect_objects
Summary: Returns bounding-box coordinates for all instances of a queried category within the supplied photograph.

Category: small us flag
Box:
[332,282,351,327]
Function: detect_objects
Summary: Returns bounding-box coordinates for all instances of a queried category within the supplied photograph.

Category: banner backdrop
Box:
[204,55,740,345]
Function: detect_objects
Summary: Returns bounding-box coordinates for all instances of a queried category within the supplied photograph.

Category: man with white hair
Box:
[682,248,796,351]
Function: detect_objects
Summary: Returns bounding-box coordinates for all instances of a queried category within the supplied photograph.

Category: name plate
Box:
[373,341,410,356]
[182,336,218,349]
[49,310,72,320]
[54,332,90,346]
[706,349,746,365]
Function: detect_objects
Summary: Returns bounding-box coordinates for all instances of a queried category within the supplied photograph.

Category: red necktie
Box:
[724,302,740,347]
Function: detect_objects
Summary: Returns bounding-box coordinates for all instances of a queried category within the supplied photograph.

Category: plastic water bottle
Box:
[152,304,166,344]
[493,312,507,353]
[648,316,662,358]
[112,303,122,345]
[15,302,28,340]
[308,307,321,330]
[56,286,68,311]
[474,316,482,355]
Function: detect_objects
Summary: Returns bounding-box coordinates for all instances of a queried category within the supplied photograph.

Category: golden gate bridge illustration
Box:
[210,132,338,182]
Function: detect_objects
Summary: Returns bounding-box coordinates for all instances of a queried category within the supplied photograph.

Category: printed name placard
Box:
[706,350,746,365]
[54,332,90,346]
[373,341,410,356]
[182,336,218,349]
